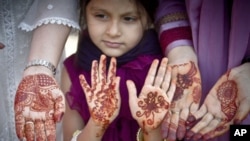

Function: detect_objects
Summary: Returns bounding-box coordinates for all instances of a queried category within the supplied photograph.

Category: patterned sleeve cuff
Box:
[159,26,192,53]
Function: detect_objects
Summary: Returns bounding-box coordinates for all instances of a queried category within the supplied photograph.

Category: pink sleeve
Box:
[155,0,193,55]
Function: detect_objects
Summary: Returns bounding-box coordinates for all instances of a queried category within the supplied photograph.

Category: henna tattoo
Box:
[136,91,169,126]
[172,61,200,102]
[34,120,46,141]
[217,80,238,121]
[15,74,64,140]
[192,85,201,104]
[85,57,119,136]
[45,120,56,141]
[25,123,34,141]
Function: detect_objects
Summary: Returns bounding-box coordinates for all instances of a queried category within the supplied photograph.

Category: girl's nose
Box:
[106,21,121,37]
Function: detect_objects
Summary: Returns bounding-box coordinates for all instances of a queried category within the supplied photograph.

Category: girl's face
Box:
[86,0,148,57]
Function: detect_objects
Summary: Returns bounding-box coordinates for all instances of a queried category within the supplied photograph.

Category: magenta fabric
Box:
[64,54,162,141]
[63,29,163,141]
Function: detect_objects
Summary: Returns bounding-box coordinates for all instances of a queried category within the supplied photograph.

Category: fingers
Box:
[126,80,139,117]
[190,113,214,133]
[161,66,172,92]
[107,57,117,84]
[91,59,98,84]
[177,108,189,140]
[187,104,207,126]
[34,120,46,141]
[161,112,171,138]
[166,111,180,141]
[114,76,121,110]
[166,79,176,102]
[25,120,35,141]
[144,59,159,85]
[79,74,91,93]
[233,101,250,124]
[15,114,25,140]
[53,89,65,122]
[154,58,168,87]
[44,119,56,141]
[99,55,107,82]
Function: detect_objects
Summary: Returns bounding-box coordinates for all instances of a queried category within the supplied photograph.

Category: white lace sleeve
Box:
[18,0,80,32]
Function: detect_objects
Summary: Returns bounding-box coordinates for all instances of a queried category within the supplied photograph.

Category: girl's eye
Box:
[123,16,137,22]
[95,14,108,20]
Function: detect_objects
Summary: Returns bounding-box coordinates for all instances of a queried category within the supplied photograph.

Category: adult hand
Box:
[79,55,121,137]
[186,63,250,140]
[15,73,65,141]
[127,58,176,134]
[162,60,202,141]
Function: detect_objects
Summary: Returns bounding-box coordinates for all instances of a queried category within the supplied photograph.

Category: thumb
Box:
[126,80,138,116]
[233,101,250,124]
[53,89,65,122]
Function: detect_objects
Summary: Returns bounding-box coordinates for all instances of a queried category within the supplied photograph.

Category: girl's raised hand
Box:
[127,58,176,134]
[79,55,121,136]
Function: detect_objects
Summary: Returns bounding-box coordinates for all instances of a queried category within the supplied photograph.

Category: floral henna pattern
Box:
[80,56,120,136]
[202,72,238,140]
[172,61,199,102]
[217,80,238,121]
[15,74,64,139]
[136,91,169,126]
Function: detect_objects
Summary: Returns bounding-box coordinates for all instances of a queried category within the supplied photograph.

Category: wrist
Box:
[24,59,57,76]
[23,65,54,77]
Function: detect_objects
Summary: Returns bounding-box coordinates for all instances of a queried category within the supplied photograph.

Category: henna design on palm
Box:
[136,91,170,126]
[14,74,65,141]
[127,58,176,134]
[186,71,239,140]
[172,61,200,102]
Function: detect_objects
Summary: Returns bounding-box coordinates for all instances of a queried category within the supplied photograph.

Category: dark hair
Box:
[79,0,158,29]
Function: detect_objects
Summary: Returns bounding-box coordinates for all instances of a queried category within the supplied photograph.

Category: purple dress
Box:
[64,30,163,141]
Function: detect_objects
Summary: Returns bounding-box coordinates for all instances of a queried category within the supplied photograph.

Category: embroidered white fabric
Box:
[0,0,79,140]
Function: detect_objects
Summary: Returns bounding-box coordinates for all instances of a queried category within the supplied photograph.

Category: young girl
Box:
[61,0,176,140]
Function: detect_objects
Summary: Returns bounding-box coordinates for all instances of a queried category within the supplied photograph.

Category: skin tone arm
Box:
[14,24,70,141]
[24,24,71,76]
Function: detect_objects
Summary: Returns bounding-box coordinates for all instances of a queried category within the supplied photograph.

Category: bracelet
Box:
[24,59,57,75]
[136,128,167,141]
[71,130,82,141]
[137,128,143,141]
